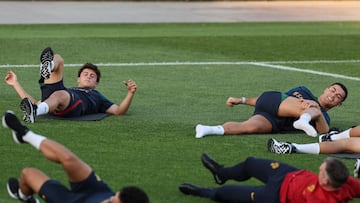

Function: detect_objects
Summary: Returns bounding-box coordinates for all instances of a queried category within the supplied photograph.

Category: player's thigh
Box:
[278,96,303,117]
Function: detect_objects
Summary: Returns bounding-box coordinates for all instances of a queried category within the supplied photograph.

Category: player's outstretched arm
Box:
[5,70,38,104]
[106,79,137,115]
[226,96,258,107]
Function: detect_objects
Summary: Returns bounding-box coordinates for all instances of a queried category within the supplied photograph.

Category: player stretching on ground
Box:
[5,47,137,123]
[3,110,149,203]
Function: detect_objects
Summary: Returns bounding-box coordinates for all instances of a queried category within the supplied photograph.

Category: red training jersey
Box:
[280,170,360,203]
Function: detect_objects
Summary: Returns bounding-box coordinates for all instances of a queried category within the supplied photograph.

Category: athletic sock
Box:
[293,143,320,154]
[293,113,317,137]
[49,61,55,72]
[22,131,46,150]
[331,129,351,141]
[18,189,27,200]
[195,125,224,138]
[18,189,34,201]
[36,102,49,116]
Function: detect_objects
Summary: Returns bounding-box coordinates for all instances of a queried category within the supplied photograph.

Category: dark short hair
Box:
[119,186,149,203]
[78,63,101,83]
[325,157,349,189]
[331,82,348,102]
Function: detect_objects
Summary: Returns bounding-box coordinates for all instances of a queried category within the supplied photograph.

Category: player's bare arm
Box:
[106,79,137,115]
[4,70,38,104]
[226,96,258,107]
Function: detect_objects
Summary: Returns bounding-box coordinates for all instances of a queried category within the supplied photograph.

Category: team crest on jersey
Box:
[306,184,315,192]
[270,162,280,169]
[292,91,303,99]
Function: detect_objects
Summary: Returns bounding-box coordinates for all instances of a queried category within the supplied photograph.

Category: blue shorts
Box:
[40,80,90,117]
[253,91,295,133]
[212,157,299,203]
[51,90,85,117]
[40,80,66,101]
[38,171,114,203]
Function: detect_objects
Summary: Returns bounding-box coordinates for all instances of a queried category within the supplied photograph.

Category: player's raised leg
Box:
[2,111,92,182]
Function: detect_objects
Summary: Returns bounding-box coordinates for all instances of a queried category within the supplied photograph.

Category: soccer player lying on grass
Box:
[179,153,360,203]
[5,47,137,123]
[268,126,360,155]
[195,83,347,138]
[2,110,149,203]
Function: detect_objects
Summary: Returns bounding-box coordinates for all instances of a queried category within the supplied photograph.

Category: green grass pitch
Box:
[0,22,360,202]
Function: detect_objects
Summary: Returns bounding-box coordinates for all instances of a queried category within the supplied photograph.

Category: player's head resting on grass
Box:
[78,62,101,83]
[322,157,349,189]
[330,82,348,102]
[317,82,348,111]
[118,186,149,203]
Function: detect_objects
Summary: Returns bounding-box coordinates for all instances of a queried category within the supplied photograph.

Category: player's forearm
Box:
[246,97,258,106]
[115,92,135,115]
[12,81,37,103]
[315,115,329,134]
[227,96,258,106]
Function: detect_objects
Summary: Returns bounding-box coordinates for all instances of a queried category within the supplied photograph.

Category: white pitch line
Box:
[1,60,360,68]
[251,62,360,81]
[261,59,360,64]
[1,60,359,81]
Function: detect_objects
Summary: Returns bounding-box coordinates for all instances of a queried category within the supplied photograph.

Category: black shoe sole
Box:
[39,47,54,79]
